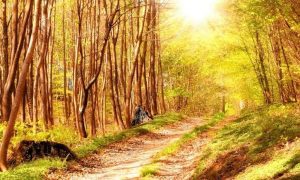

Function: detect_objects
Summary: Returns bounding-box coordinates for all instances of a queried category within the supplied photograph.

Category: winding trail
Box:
[151,116,237,180]
[46,117,203,180]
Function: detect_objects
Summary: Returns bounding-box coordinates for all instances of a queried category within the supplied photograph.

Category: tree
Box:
[0,0,41,171]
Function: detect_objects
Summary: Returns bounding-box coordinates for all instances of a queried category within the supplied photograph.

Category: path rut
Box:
[152,116,237,180]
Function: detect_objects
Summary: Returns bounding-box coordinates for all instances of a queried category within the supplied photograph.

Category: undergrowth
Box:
[0,112,183,180]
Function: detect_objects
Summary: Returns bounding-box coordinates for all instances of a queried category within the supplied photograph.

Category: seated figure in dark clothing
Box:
[131,105,153,126]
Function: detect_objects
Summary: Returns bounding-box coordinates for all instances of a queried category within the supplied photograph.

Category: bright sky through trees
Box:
[175,0,219,23]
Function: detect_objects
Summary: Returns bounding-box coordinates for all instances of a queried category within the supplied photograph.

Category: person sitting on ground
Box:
[131,105,152,126]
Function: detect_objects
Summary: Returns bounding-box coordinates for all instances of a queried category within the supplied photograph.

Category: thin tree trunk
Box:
[0,0,41,171]
[63,0,69,123]
[2,0,33,123]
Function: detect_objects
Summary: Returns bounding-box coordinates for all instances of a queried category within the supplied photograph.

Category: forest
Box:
[0,0,299,179]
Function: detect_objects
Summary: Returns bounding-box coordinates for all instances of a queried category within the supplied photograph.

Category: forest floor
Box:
[46,104,300,180]
[46,117,205,180]
[147,116,236,180]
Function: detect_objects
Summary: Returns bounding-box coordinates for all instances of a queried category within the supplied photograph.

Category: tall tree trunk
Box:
[124,0,148,127]
[255,31,272,104]
[157,30,166,113]
[0,0,41,171]
[1,0,9,84]
[63,0,69,123]
[279,33,298,102]
[150,0,158,115]
[2,0,33,122]
[1,0,9,120]
[108,43,122,129]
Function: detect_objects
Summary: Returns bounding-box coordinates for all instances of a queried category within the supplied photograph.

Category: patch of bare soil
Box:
[151,116,237,180]
[276,174,300,180]
[46,117,203,180]
[198,146,250,180]
[200,134,300,180]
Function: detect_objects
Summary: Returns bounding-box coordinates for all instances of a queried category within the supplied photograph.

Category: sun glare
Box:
[176,0,219,23]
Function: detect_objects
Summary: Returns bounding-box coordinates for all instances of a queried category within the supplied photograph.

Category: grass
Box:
[75,112,184,157]
[0,159,65,180]
[140,113,225,177]
[192,103,300,179]
[236,140,300,180]
[0,112,183,180]
[140,163,160,178]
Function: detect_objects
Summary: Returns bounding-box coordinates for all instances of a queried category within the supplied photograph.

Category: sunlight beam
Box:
[176,0,219,24]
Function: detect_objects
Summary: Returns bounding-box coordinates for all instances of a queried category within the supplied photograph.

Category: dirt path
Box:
[151,116,237,180]
[46,117,203,180]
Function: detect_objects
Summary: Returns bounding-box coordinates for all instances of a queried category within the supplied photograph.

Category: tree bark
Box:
[0,0,41,171]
